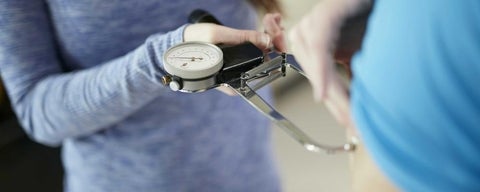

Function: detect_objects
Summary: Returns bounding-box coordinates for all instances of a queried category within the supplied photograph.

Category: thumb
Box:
[184,23,271,50]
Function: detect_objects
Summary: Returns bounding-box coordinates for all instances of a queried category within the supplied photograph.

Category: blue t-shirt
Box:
[0,1,279,192]
[351,0,480,191]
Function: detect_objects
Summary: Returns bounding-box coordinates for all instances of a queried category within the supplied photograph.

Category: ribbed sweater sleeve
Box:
[0,1,186,146]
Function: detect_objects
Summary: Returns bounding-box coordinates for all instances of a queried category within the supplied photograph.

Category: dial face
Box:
[163,42,223,79]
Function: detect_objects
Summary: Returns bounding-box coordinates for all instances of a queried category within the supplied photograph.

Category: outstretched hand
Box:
[288,0,370,130]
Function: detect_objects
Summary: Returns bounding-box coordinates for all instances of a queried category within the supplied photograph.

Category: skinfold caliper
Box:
[160,10,356,154]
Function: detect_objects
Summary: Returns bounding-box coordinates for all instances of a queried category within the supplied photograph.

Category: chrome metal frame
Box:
[164,53,356,154]
[224,54,355,154]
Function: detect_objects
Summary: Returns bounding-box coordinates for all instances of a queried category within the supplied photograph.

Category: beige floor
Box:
[271,1,351,191]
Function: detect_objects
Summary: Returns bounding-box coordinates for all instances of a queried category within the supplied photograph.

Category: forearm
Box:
[35,28,183,145]
[2,23,186,145]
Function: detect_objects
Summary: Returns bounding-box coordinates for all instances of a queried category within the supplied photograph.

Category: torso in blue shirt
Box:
[351,0,480,191]
[0,1,279,192]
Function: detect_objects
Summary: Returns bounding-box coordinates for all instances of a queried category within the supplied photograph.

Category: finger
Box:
[263,13,287,52]
[263,13,282,33]
[184,23,271,50]
[211,25,271,50]
[310,50,334,101]
[288,25,320,97]
[289,21,328,101]
[300,9,340,101]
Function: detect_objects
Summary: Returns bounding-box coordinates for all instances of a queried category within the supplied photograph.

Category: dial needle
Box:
[169,57,204,61]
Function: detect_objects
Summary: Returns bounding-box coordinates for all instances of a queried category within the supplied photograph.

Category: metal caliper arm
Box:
[227,54,356,154]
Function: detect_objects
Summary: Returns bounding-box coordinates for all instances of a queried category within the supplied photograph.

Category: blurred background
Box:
[0,0,351,191]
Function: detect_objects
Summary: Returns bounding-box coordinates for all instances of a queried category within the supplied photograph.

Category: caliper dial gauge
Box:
[164,41,223,79]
